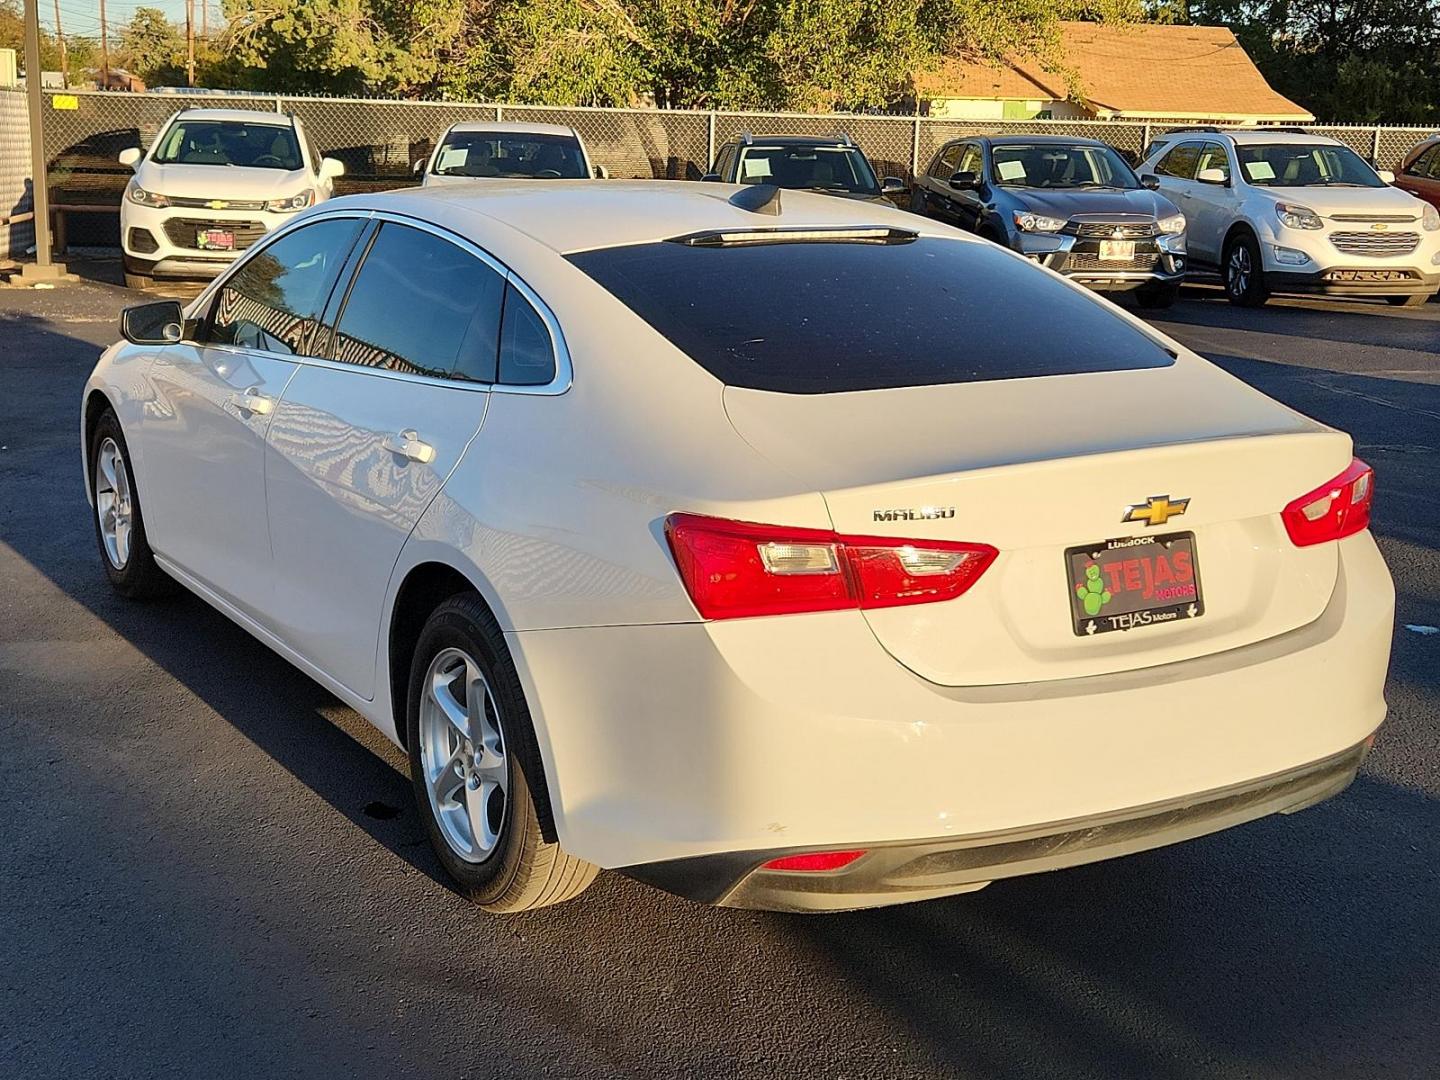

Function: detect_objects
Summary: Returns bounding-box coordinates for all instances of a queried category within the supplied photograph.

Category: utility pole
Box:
[21,0,65,280]
[98,0,108,87]
[185,0,195,87]
[201,0,207,42]
[51,0,67,88]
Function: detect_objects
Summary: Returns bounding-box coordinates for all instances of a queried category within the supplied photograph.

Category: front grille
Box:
[162,218,268,251]
[1329,213,1416,224]
[1068,221,1158,240]
[167,195,268,211]
[1329,231,1420,257]
[1324,268,1420,283]
[1065,251,1161,273]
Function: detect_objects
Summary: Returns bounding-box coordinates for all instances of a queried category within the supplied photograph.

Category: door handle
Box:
[229,387,274,416]
[382,429,436,464]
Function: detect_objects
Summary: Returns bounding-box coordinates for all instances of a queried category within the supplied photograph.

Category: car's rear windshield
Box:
[434,132,587,179]
[567,235,1175,393]
[151,121,303,170]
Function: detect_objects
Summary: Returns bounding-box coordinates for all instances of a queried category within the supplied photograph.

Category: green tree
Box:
[118,8,186,82]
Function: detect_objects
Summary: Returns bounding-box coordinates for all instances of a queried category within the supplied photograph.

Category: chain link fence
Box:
[20,87,1440,248]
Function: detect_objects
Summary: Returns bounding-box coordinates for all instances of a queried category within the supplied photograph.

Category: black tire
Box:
[405,593,597,913]
[1222,232,1269,307]
[88,408,173,600]
[1386,294,1428,308]
[1134,281,1181,310]
[123,271,152,291]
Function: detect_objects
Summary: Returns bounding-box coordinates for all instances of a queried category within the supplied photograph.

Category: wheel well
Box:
[1222,222,1258,257]
[386,563,561,844]
[388,562,477,751]
[82,391,114,495]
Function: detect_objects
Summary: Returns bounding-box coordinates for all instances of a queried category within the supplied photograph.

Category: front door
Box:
[264,219,507,699]
[1185,141,1237,265]
[139,215,366,618]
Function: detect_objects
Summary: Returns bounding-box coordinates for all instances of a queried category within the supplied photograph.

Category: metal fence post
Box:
[911,116,921,178]
[706,112,715,167]
[1142,122,1151,154]
[1372,126,1382,165]
[495,103,503,121]
[275,95,283,114]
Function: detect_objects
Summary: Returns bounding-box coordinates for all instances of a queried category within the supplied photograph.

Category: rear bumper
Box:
[508,532,1392,882]
[623,734,1373,911]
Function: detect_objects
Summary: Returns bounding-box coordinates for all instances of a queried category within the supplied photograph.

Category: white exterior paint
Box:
[83,181,1394,883]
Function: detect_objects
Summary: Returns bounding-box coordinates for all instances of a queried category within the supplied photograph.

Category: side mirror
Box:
[1377,169,1396,184]
[318,157,345,180]
[1140,173,1160,190]
[121,300,185,345]
[949,170,982,191]
[1196,167,1228,186]
[593,164,609,179]
[880,176,907,196]
[118,147,142,170]
[701,172,722,183]
[413,159,427,175]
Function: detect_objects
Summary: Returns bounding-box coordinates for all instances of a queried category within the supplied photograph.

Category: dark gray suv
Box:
[912,135,1188,308]
[703,133,908,205]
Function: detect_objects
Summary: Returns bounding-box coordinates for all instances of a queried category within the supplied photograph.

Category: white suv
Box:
[1140,129,1440,307]
[119,108,344,290]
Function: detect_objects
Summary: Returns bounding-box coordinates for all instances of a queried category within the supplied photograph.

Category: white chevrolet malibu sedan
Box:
[82,181,1393,914]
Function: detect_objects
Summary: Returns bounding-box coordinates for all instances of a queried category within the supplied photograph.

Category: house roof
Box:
[915,22,1314,122]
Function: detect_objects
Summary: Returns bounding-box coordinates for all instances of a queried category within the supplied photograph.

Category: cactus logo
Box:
[1075,562,1112,616]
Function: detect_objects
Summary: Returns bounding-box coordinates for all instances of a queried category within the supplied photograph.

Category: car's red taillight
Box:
[1282,458,1374,547]
[762,850,867,872]
[664,513,997,620]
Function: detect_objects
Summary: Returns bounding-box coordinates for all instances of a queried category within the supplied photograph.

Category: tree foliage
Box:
[1149,0,1440,122]
[118,7,186,82]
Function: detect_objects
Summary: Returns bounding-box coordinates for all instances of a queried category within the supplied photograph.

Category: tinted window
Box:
[1157,143,1201,180]
[956,144,983,176]
[498,284,556,386]
[736,145,879,195]
[332,223,505,380]
[152,121,303,170]
[930,143,963,179]
[1236,143,1385,187]
[206,217,361,356]
[1196,141,1231,181]
[432,131,586,180]
[990,143,1140,189]
[713,145,736,179]
[1403,145,1435,177]
[567,237,1174,394]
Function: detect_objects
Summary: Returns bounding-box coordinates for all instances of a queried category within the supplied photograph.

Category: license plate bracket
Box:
[197,228,235,251]
[1099,239,1135,261]
[1067,532,1203,636]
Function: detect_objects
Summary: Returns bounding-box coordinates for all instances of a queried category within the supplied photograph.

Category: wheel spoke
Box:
[429,665,471,740]
[465,779,501,854]
[430,745,467,806]
[114,519,131,565]
[98,449,117,492]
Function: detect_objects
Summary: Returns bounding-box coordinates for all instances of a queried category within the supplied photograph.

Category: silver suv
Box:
[1140,128,1440,307]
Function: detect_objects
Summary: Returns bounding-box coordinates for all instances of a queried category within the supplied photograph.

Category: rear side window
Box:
[1157,142,1201,180]
[567,236,1174,394]
[498,284,556,386]
[331,222,505,381]
[206,216,362,356]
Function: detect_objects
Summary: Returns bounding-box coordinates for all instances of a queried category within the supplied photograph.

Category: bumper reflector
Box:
[761,849,868,873]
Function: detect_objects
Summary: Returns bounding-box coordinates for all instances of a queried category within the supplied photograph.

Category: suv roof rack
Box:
[831,131,854,147]
[740,131,754,146]
[1162,126,1221,134]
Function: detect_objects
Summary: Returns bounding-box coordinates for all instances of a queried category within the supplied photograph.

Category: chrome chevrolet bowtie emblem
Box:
[1123,495,1190,527]
[207,199,227,210]
[1112,227,1125,239]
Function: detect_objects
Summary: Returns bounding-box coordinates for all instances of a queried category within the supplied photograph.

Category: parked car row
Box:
[117,108,1440,309]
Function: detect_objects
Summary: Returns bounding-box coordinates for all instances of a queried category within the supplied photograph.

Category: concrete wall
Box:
[0,88,35,260]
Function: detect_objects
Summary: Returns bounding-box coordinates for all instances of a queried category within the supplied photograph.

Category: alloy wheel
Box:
[418,647,509,863]
[1227,245,1252,297]
[94,436,133,569]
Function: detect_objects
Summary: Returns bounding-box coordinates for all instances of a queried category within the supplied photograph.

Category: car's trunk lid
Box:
[724,356,1351,685]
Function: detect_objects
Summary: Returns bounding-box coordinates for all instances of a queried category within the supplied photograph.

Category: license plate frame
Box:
[1098,239,1135,261]
[1066,532,1204,637]
[197,228,235,251]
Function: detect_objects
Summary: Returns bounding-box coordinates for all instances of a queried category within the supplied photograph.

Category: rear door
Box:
[263,218,510,699]
[140,215,365,619]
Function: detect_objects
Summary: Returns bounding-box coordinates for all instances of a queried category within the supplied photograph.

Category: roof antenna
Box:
[729,184,782,215]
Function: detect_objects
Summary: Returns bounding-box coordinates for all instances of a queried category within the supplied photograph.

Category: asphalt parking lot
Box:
[1,265,1437,1080]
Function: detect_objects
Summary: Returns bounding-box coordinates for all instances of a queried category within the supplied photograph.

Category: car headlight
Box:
[1156,213,1186,235]
[1012,210,1068,233]
[1275,202,1323,230]
[1423,201,1440,232]
[265,189,316,212]
[127,184,169,209]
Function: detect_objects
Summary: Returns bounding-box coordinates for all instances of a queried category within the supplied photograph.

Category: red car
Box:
[1396,135,1440,210]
